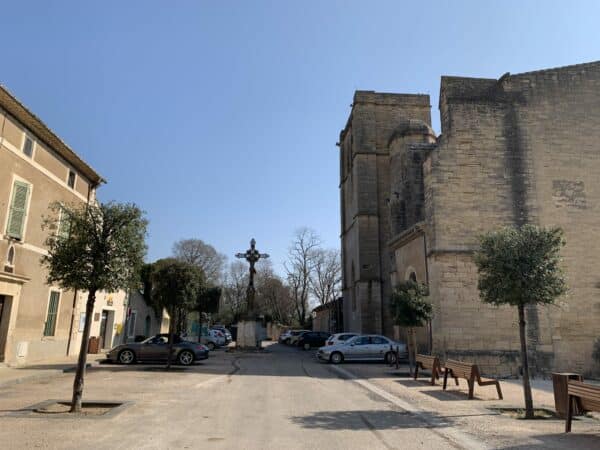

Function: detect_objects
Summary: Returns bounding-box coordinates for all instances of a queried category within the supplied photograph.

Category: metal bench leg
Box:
[468,380,474,399]
[565,395,573,432]
[454,376,459,386]
[443,369,449,390]
[495,382,503,400]
[414,363,419,381]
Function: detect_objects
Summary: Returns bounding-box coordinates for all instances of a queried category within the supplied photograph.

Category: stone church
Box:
[339,61,600,376]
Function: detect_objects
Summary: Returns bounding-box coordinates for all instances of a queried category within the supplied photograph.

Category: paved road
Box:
[0,343,479,450]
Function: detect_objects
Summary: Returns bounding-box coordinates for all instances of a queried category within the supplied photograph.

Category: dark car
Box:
[106,334,209,365]
[297,331,331,350]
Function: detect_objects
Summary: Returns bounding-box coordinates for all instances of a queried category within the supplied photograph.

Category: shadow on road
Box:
[291,409,452,430]
[496,432,600,450]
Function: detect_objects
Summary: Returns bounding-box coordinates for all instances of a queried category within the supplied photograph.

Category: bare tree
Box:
[221,261,248,319]
[310,248,341,306]
[255,260,296,324]
[172,238,226,285]
[284,228,320,327]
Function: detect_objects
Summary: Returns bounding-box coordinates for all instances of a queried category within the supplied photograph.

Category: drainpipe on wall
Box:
[423,233,432,354]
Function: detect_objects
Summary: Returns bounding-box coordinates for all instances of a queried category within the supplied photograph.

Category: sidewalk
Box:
[0,353,106,387]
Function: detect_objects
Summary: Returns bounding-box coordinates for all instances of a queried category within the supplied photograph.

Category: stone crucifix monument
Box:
[235,238,269,349]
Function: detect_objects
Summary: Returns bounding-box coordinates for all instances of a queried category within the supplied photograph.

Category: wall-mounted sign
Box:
[107,295,113,306]
[94,313,100,322]
[79,313,86,332]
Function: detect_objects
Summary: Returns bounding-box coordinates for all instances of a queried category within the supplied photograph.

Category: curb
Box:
[0,360,101,388]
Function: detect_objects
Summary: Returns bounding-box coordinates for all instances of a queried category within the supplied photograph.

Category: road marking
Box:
[330,365,490,450]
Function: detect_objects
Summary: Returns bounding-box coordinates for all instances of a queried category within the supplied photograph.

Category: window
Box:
[67,170,76,188]
[353,336,370,345]
[371,336,387,345]
[6,180,31,240]
[22,136,33,157]
[6,246,15,266]
[43,291,61,336]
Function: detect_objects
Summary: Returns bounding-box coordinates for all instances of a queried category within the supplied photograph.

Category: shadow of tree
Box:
[497,432,600,450]
[290,409,452,430]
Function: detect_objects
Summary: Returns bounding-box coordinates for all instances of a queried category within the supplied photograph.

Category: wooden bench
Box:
[442,359,503,400]
[566,380,600,432]
[414,354,442,385]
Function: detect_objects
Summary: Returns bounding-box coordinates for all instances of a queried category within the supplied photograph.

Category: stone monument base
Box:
[235,320,266,349]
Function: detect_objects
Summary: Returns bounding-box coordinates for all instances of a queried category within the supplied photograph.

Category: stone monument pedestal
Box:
[235,320,265,349]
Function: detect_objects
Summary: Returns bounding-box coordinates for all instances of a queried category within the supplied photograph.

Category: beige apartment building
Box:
[0,85,103,365]
[339,61,600,376]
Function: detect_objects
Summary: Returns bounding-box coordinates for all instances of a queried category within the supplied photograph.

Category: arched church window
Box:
[409,271,417,282]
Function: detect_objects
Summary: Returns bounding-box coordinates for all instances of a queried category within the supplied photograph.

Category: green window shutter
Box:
[43,291,60,337]
[6,181,30,240]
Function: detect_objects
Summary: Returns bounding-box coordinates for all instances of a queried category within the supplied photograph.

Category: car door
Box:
[370,336,390,360]
[346,336,371,360]
[140,335,168,361]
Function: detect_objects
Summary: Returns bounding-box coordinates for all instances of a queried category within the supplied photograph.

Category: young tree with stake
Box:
[389,280,432,375]
[42,202,147,413]
[474,225,567,419]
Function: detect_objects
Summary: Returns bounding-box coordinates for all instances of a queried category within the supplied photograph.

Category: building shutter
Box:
[43,291,61,336]
[6,181,31,240]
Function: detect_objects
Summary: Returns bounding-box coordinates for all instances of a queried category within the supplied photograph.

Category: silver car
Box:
[107,334,209,365]
[317,334,407,364]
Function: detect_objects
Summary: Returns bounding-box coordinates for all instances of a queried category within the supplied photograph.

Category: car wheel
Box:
[118,349,136,365]
[303,342,311,351]
[385,351,397,364]
[207,342,216,351]
[330,352,343,364]
[178,350,194,366]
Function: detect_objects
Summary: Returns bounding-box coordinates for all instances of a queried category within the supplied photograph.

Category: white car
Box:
[208,329,227,346]
[325,332,359,346]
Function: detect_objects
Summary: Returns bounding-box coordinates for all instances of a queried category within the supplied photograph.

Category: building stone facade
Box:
[0,84,131,365]
[339,61,600,376]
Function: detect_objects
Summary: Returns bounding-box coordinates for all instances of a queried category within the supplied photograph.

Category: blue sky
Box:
[1,1,598,274]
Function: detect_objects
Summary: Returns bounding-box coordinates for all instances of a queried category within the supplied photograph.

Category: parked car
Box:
[106,334,209,366]
[209,329,227,346]
[211,325,232,343]
[325,333,359,346]
[296,331,331,350]
[278,329,294,344]
[316,335,407,364]
[200,332,222,350]
[287,330,310,346]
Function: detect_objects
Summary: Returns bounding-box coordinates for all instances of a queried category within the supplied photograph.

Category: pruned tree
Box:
[42,201,147,412]
[310,248,341,306]
[284,228,320,327]
[172,238,226,285]
[389,280,432,375]
[474,225,567,419]
[149,258,205,369]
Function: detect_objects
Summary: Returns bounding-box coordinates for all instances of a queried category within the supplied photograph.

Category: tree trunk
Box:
[407,327,416,376]
[518,304,534,419]
[70,289,96,413]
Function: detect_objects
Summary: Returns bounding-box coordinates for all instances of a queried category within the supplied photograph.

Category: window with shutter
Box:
[6,181,31,240]
[43,291,61,337]
[22,136,34,157]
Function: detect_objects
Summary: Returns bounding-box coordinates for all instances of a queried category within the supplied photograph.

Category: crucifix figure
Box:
[235,238,269,316]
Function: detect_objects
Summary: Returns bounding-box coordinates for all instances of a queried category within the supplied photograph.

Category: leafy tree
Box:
[42,201,147,412]
[389,280,432,375]
[474,225,567,419]
[150,258,205,369]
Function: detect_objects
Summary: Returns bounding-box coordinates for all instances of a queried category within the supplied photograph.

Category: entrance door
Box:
[99,311,108,349]
[0,296,5,361]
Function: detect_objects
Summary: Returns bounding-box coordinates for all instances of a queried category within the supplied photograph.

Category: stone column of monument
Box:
[234,239,269,349]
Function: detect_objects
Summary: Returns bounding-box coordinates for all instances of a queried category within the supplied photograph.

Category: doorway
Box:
[0,295,11,362]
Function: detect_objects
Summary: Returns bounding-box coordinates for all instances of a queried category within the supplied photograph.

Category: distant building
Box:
[124,290,169,341]
[0,85,103,365]
[339,61,600,376]
[312,298,343,333]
